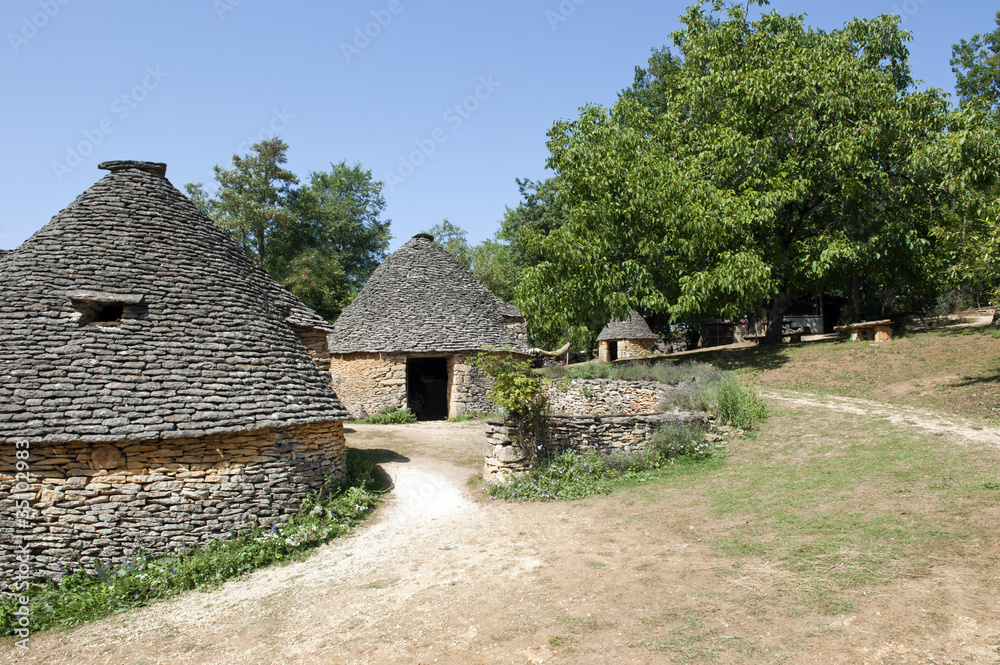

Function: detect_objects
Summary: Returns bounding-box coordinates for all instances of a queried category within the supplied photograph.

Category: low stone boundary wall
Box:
[484,410,710,481]
[0,420,345,582]
[544,379,668,417]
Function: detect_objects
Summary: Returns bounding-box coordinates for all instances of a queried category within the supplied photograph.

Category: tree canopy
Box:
[185,140,391,321]
[952,11,1000,116]
[517,2,998,342]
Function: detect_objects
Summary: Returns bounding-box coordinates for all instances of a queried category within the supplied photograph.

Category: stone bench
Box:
[834,319,893,342]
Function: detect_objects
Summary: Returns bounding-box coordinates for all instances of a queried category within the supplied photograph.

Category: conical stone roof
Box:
[329,234,528,354]
[0,160,347,444]
[597,309,656,341]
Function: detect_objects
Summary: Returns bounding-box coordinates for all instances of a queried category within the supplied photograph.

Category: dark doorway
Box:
[607,341,618,362]
[406,357,449,421]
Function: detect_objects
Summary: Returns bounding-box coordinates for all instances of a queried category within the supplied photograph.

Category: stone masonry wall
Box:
[545,379,667,417]
[0,420,345,581]
[294,327,333,375]
[450,353,496,416]
[483,411,710,481]
[330,352,406,419]
[618,338,655,359]
[597,339,655,362]
[332,351,508,419]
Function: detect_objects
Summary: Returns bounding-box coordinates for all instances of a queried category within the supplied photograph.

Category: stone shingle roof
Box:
[0,160,347,444]
[597,310,656,341]
[329,233,528,354]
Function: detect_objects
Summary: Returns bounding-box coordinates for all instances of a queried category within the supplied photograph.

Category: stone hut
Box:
[329,233,530,420]
[597,310,657,362]
[0,160,348,580]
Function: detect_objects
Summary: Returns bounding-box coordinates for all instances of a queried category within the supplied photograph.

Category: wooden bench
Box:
[833,319,893,342]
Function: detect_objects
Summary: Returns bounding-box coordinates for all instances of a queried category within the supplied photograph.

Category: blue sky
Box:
[1,0,995,252]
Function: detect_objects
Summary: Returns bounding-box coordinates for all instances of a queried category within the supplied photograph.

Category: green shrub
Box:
[0,449,382,634]
[358,405,417,424]
[470,351,549,458]
[649,420,715,459]
[715,375,769,429]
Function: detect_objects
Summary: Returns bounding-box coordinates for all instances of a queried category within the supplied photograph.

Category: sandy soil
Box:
[4,416,1000,664]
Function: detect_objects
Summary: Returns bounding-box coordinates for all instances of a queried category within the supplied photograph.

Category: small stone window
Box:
[65,290,145,328]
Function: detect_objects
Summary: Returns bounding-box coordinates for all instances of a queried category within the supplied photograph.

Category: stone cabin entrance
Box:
[406,357,449,420]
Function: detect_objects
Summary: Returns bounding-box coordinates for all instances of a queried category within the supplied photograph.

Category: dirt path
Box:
[761,388,1000,448]
[3,423,552,664]
[5,415,1000,664]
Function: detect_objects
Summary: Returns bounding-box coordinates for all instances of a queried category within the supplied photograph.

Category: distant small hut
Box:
[597,310,657,362]
[328,234,530,420]
[0,161,348,580]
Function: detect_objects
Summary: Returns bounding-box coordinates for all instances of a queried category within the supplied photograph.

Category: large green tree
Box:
[424,218,473,269]
[947,14,1000,307]
[209,138,298,267]
[951,11,1000,116]
[186,142,391,321]
[286,162,391,294]
[521,1,991,342]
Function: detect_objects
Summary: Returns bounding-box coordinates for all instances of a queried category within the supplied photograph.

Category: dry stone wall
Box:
[484,378,710,481]
[0,421,345,581]
[330,351,506,419]
[293,327,333,375]
[545,379,667,417]
[329,353,406,419]
[449,353,495,416]
[618,338,655,358]
[483,412,710,482]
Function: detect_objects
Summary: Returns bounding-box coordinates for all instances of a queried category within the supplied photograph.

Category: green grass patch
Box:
[0,449,385,634]
[446,410,493,423]
[354,405,417,424]
[705,403,1000,615]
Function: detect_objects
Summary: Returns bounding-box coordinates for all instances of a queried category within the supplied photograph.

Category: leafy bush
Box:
[715,375,769,429]
[358,405,417,424]
[648,420,716,459]
[487,420,718,502]
[0,449,383,634]
[470,351,549,457]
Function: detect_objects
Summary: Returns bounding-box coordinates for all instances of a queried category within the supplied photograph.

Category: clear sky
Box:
[2,0,995,252]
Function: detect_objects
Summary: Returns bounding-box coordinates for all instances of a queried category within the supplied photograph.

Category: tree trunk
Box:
[849,275,864,323]
[763,288,792,344]
[881,284,895,317]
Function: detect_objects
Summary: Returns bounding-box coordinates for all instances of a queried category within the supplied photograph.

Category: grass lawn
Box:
[691,325,1000,422]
